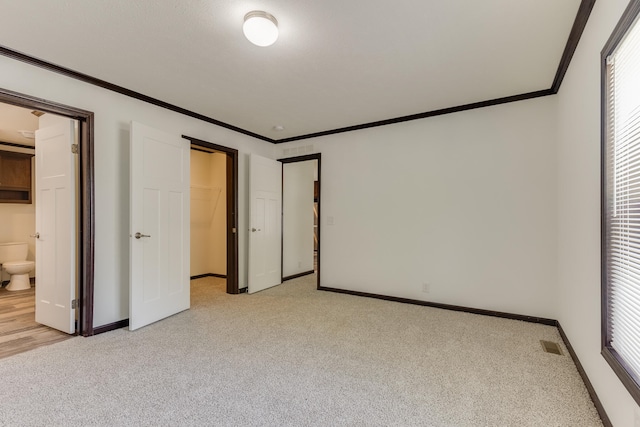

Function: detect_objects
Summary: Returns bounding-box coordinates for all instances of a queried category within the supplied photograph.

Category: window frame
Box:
[601,0,640,407]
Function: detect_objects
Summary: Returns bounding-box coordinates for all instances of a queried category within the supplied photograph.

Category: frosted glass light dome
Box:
[243,11,278,47]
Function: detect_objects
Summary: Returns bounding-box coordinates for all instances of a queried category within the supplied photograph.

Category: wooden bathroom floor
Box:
[0,285,72,359]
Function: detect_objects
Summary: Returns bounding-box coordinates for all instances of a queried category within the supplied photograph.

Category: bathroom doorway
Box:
[0,102,82,355]
[0,88,95,338]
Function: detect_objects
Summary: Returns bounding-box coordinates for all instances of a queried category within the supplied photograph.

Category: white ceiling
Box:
[0,0,583,141]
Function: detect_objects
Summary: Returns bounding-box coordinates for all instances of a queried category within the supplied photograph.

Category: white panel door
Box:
[34,120,76,334]
[248,153,282,293]
[130,122,190,330]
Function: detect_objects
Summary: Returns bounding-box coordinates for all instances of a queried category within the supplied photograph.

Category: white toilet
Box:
[0,242,35,291]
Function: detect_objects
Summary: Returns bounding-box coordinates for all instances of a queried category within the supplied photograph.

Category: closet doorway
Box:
[184,136,239,294]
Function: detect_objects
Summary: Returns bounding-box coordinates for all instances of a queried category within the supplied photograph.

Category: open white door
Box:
[248,154,282,293]
[129,122,190,330]
[34,120,76,334]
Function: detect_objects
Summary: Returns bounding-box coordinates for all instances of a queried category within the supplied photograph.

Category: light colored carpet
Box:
[0,274,601,426]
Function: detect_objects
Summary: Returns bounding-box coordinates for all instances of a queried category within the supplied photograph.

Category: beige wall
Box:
[0,153,35,281]
[0,196,35,281]
[190,150,226,277]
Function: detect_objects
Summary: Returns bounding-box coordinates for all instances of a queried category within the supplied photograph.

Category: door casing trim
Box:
[0,87,95,336]
[183,135,239,294]
[279,153,321,289]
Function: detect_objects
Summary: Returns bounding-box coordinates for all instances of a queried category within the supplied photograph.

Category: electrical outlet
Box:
[327,216,334,225]
[422,282,430,293]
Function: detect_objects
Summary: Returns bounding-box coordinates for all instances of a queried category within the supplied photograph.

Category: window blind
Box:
[605,12,640,383]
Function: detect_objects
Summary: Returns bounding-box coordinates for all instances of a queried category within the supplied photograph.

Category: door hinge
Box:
[71,144,79,154]
[71,299,78,309]
[232,227,237,234]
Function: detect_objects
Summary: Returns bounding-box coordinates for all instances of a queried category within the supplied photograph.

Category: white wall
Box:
[557,0,640,425]
[190,150,226,276]
[277,96,558,319]
[0,55,274,327]
[283,161,315,277]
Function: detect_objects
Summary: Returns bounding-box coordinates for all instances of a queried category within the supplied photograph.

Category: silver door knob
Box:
[30,232,40,239]
[134,232,151,239]
[251,228,261,232]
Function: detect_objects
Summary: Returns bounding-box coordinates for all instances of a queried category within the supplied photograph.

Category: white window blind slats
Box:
[610,221,634,230]
[610,262,640,276]
[611,281,640,304]
[610,234,640,249]
[610,241,640,252]
[613,162,640,180]
[612,315,640,344]
[613,333,640,366]
[615,124,640,149]
[605,11,640,382]
[612,311,640,334]
[613,114,640,143]
[611,323,640,348]
[607,251,640,268]
[613,138,640,165]
[611,220,640,229]
[613,157,640,177]
[611,315,640,350]
[613,192,640,203]
[615,233,640,248]
[611,271,640,291]
[610,260,640,273]
[610,254,640,269]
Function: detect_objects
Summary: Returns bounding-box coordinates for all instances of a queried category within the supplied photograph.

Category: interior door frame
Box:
[0,87,95,336]
[183,135,239,294]
[279,153,321,290]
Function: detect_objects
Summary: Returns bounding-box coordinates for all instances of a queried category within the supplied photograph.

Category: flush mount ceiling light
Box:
[243,11,278,47]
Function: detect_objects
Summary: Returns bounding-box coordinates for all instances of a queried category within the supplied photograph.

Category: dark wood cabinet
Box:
[0,150,33,203]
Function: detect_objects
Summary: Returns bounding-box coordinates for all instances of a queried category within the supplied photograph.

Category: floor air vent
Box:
[540,340,563,355]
